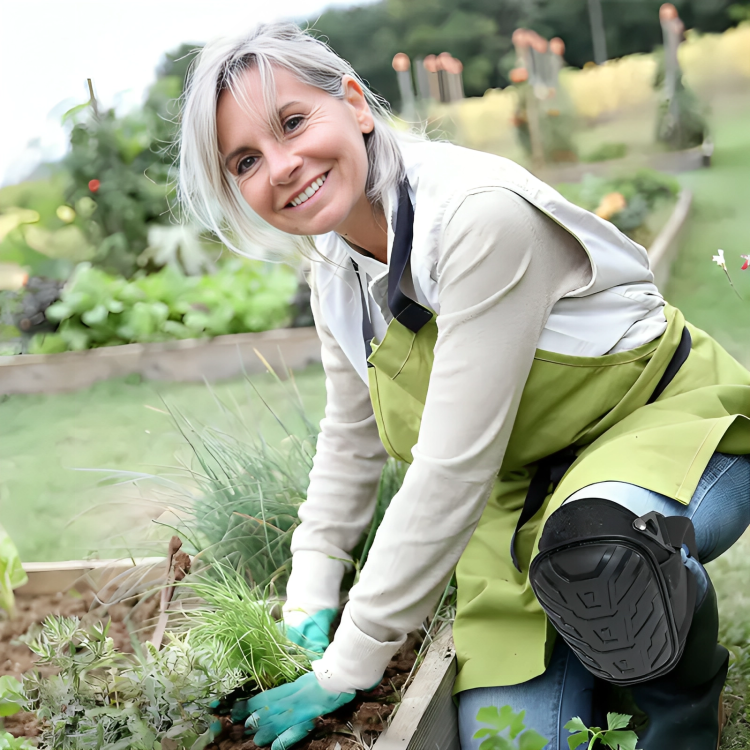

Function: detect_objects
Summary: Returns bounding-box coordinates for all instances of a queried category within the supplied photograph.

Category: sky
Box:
[0,0,374,186]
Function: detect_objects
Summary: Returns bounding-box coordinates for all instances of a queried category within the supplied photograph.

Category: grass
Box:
[665,94,750,367]
[707,532,750,748]
[0,365,326,562]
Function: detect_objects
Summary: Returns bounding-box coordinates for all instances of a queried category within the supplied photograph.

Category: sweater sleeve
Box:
[283,265,390,625]
[313,188,592,693]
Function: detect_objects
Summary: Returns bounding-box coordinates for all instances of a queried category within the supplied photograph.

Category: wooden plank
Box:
[374,629,459,750]
[0,327,321,395]
[19,557,165,596]
[649,189,693,290]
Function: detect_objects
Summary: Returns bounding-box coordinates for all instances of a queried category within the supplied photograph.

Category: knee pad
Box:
[529,498,698,685]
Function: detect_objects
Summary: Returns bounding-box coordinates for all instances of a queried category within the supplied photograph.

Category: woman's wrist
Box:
[312,605,406,693]
[283,550,347,626]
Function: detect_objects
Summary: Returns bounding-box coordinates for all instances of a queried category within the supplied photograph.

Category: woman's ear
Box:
[342,75,374,134]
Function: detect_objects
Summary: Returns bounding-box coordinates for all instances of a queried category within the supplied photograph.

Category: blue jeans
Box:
[458,452,750,750]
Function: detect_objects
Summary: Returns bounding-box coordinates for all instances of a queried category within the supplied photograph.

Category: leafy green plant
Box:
[556,169,679,238]
[565,712,640,750]
[0,676,25,720]
[582,142,628,163]
[28,258,297,352]
[0,732,34,750]
[178,568,311,690]
[473,705,548,750]
[0,524,28,617]
[23,615,246,750]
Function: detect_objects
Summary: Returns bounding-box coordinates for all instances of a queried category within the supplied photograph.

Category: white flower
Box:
[712,249,727,271]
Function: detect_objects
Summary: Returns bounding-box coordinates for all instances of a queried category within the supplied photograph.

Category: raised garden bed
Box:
[4,559,452,750]
[0,326,321,395]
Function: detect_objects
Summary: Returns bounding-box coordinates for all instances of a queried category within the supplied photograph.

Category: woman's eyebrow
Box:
[278,100,302,116]
[224,145,250,170]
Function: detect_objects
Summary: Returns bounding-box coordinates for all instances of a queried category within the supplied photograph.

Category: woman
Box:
[179,22,750,750]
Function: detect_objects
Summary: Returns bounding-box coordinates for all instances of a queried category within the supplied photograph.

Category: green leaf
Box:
[473,728,496,739]
[606,713,632,731]
[600,730,639,750]
[81,303,108,326]
[564,717,589,733]
[478,736,516,750]
[44,300,72,322]
[517,728,549,750]
[508,708,526,740]
[0,526,27,615]
[567,732,589,750]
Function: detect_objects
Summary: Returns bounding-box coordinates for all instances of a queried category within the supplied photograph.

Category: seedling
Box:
[473,705,548,750]
[565,712,640,750]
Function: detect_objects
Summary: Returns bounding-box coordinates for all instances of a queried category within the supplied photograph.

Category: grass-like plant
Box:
[147,368,406,593]
[177,567,311,691]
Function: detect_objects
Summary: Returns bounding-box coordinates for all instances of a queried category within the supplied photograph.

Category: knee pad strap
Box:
[529,498,698,685]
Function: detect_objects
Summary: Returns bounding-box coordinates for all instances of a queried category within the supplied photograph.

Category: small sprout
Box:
[565,712,640,750]
[473,705,548,750]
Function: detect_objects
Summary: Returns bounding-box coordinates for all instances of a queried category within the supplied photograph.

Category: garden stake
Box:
[151,535,191,649]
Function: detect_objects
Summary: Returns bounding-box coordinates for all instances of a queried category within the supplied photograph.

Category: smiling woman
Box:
[179,23,404,263]
[215,66,386,257]
[178,20,750,750]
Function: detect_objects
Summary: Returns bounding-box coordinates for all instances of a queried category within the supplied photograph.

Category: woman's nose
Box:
[266,145,303,186]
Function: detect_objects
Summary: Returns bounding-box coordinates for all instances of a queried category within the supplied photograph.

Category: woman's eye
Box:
[237,155,257,175]
[284,116,304,133]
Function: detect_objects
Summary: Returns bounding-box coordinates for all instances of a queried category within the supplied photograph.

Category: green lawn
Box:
[666,96,750,367]
[0,365,327,562]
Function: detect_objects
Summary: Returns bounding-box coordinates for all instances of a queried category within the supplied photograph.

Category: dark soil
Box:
[2,591,420,750]
[207,634,422,750]
[0,589,159,740]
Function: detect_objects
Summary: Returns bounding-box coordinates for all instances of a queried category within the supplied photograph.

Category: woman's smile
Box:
[284,171,329,209]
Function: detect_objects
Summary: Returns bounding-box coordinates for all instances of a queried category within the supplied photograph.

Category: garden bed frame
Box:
[0,326,321,395]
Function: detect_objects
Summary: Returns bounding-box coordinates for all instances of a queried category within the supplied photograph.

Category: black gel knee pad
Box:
[529,498,698,685]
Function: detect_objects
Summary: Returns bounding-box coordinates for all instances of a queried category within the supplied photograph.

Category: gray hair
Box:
[178,21,406,262]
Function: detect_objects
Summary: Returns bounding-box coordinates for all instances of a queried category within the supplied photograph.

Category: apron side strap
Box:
[511,447,578,571]
[647,326,692,404]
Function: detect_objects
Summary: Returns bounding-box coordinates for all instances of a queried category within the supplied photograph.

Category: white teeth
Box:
[289,173,327,207]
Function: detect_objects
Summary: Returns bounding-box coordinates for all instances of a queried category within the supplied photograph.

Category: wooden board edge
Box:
[374,628,459,750]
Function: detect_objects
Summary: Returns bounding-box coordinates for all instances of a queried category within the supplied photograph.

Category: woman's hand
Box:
[283,608,337,655]
[240,672,355,750]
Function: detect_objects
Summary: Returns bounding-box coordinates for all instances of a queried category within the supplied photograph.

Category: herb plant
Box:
[565,713,640,750]
[23,615,246,750]
[473,705,548,750]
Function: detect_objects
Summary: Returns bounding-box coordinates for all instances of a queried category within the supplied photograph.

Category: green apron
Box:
[357,183,750,694]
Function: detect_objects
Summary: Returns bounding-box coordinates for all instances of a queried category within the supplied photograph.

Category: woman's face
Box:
[216,66,374,237]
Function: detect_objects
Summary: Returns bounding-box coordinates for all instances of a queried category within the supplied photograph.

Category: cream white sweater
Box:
[285,186,666,694]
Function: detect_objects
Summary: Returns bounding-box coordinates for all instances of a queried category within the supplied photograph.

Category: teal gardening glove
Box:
[240,672,355,750]
[283,608,337,655]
